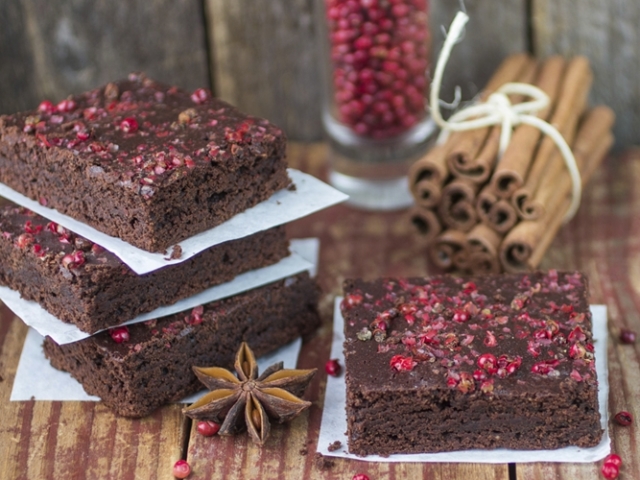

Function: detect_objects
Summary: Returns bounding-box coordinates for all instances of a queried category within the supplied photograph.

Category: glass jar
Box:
[317,0,435,210]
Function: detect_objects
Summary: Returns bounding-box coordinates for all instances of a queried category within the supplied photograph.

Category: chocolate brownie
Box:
[0,73,290,252]
[342,271,602,455]
[44,272,321,417]
[0,204,289,333]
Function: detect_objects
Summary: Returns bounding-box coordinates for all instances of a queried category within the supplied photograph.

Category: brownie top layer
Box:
[0,74,285,199]
[342,271,596,397]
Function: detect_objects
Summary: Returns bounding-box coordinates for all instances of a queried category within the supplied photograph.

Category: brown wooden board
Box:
[0,0,210,115]
[204,0,323,141]
[0,144,639,478]
[532,0,640,147]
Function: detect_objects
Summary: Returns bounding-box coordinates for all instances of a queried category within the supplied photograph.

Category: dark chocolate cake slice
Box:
[342,271,602,455]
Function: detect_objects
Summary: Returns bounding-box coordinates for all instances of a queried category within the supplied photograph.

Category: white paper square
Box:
[0,238,318,345]
[318,299,610,463]
[0,169,346,275]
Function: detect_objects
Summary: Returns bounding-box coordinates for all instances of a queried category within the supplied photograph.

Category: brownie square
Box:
[342,271,602,456]
[44,272,320,417]
[0,203,290,334]
[0,74,290,252]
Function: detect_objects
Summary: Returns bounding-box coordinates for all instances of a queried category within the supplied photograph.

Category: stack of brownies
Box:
[0,74,335,417]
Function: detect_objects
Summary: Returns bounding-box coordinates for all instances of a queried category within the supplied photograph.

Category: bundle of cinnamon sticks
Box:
[409,54,614,273]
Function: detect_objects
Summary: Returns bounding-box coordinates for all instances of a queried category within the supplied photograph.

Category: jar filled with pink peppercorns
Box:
[318,0,435,209]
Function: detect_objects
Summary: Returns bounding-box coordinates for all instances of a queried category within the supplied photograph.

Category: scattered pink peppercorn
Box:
[110,326,130,344]
[196,420,220,437]
[614,411,633,426]
[56,98,76,113]
[76,130,90,141]
[190,88,210,104]
[390,354,416,372]
[38,100,56,114]
[61,250,85,269]
[352,474,370,480]
[452,310,470,322]
[601,461,619,479]
[16,233,34,249]
[120,117,139,133]
[341,293,363,310]
[619,329,636,344]
[477,353,498,374]
[325,359,342,377]
[172,459,191,479]
[605,453,622,468]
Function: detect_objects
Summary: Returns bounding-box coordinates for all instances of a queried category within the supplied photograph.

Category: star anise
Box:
[182,342,317,446]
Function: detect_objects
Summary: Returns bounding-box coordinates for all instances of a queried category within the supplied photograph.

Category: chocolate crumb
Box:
[165,245,182,260]
[299,447,308,456]
[287,184,297,191]
[170,245,182,259]
[314,453,335,470]
[327,440,342,452]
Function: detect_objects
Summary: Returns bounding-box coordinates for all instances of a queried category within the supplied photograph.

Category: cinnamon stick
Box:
[429,229,467,271]
[512,56,593,219]
[466,223,502,274]
[447,54,536,184]
[408,142,451,200]
[412,179,443,209]
[499,108,613,272]
[528,138,612,268]
[490,56,566,199]
[529,105,615,217]
[476,186,519,233]
[438,179,479,232]
[409,206,442,243]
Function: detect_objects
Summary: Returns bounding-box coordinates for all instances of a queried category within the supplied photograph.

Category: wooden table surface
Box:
[0,143,639,479]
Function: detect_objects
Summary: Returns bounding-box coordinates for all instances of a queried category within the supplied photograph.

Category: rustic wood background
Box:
[0,0,638,145]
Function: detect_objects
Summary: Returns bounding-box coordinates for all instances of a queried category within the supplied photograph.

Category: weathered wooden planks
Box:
[0,0,209,114]
[204,0,322,141]
[532,0,640,147]
[0,307,187,480]
[3,0,640,146]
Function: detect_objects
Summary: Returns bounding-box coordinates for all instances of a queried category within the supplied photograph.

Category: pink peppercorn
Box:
[602,454,621,479]
[325,359,342,376]
[109,326,130,344]
[614,411,633,426]
[196,420,220,437]
[173,459,191,479]
[619,329,636,344]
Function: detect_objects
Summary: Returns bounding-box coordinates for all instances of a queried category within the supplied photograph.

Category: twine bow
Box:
[431,11,582,222]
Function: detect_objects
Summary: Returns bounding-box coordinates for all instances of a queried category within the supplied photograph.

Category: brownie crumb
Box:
[169,245,182,260]
[327,440,342,452]
[299,447,308,456]
[287,184,297,191]
[314,453,334,470]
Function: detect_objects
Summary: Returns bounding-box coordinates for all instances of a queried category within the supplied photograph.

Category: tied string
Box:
[431,11,582,223]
